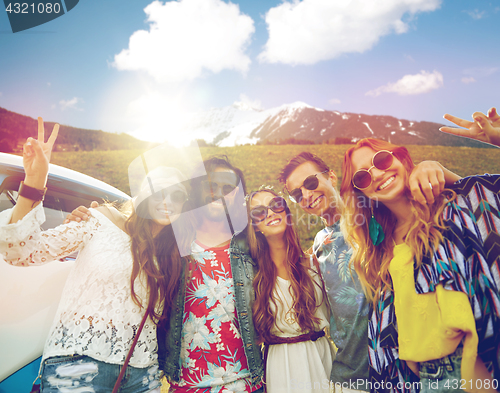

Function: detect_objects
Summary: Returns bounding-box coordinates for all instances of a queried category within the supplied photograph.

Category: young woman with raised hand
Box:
[246,188,333,393]
[340,136,499,393]
[0,118,194,392]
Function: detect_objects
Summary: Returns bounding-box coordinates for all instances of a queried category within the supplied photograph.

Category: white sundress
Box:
[266,267,333,393]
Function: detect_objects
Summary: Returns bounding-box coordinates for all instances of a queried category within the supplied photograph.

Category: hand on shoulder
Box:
[94,205,127,231]
[64,201,98,224]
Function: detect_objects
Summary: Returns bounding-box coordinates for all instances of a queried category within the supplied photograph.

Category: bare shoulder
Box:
[94,205,127,231]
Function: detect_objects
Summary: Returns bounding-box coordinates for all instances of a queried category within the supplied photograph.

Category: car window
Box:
[40,194,68,230]
[0,185,96,265]
[0,188,69,230]
[0,189,16,212]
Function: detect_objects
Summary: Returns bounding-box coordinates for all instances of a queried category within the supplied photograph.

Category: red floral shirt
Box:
[169,241,261,393]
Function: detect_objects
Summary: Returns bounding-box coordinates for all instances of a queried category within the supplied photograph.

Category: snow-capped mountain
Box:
[172,102,313,147]
[176,101,488,148]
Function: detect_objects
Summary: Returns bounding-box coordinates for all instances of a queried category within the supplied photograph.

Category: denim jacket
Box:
[157,230,264,387]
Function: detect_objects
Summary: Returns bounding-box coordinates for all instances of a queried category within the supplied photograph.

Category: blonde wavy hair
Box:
[339,138,453,305]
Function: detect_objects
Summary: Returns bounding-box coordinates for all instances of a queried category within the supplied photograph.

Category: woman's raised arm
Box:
[10,117,59,223]
[440,107,500,148]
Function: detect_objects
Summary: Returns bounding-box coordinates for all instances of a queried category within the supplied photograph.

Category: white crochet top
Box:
[0,205,158,368]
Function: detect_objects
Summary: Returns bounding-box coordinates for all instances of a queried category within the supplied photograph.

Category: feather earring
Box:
[369,203,384,246]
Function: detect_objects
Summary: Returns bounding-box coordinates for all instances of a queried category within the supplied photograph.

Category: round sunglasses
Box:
[352,150,394,190]
[287,170,328,203]
[250,196,287,223]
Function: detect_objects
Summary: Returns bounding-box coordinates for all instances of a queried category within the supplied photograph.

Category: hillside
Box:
[0,107,153,152]
[0,103,492,151]
[250,105,488,147]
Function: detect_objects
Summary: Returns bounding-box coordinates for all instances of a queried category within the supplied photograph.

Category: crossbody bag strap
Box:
[112,310,149,393]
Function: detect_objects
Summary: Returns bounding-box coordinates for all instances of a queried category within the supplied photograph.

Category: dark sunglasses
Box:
[250,196,287,223]
[287,170,328,203]
[201,180,237,197]
[352,150,394,190]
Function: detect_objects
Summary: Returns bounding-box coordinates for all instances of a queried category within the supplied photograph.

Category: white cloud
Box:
[366,70,443,97]
[59,97,84,111]
[461,77,476,84]
[113,0,254,83]
[465,9,485,20]
[258,0,441,65]
[329,98,341,105]
[47,82,51,87]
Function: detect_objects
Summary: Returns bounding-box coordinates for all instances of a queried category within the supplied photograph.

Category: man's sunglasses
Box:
[352,150,394,190]
[250,196,287,223]
[287,170,328,203]
[201,180,237,197]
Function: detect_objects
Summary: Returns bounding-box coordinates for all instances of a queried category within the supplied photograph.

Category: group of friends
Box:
[0,106,499,393]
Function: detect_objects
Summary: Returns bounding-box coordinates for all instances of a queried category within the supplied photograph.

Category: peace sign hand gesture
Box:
[23,117,60,189]
[440,107,500,148]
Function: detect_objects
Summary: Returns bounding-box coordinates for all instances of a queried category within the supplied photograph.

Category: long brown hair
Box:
[125,198,194,324]
[247,189,324,343]
[339,138,451,305]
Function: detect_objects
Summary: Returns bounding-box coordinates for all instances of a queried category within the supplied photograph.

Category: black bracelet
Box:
[19,181,47,202]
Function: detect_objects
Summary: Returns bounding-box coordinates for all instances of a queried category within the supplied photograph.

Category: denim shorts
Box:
[39,354,162,393]
[419,346,462,393]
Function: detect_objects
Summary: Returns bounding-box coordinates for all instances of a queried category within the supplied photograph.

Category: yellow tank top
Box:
[389,243,477,381]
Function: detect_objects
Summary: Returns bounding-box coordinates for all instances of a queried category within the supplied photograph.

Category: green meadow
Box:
[51,144,500,247]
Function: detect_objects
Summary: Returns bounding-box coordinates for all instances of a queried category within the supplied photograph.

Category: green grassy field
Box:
[51,144,500,247]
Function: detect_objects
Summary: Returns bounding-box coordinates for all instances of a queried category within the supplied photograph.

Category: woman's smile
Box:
[266,216,282,226]
[377,175,396,191]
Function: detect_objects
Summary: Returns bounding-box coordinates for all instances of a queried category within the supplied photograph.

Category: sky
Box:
[0,0,499,144]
